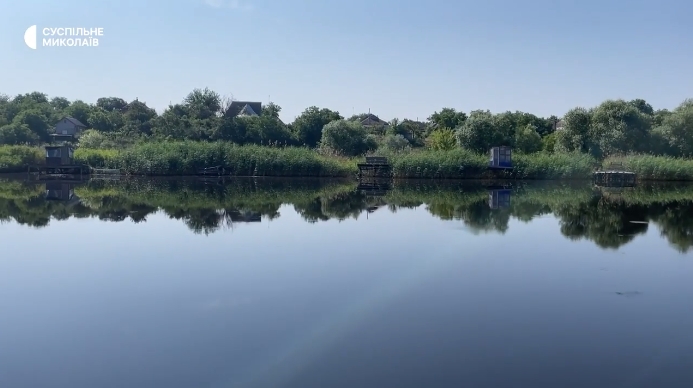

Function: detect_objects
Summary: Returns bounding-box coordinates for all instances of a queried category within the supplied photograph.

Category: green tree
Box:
[96,97,128,112]
[0,123,40,145]
[651,99,693,156]
[428,108,466,130]
[456,110,504,153]
[291,106,342,147]
[63,100,93,128]
[184,88,221,120]
[653,109,672,127]
[399,119,427,144]
[380,134,410,152]
[77,129,112,149]
[628,99,654,116]
[515,124,542,153]
[262,102,281,119]
[541,132,557,153]
[12,109,51,141]
[123,100,157,135]
[88,108,123,132]
[555,107,592,153]
[49,97,70,112]
[319,119,376,156]
[0,94,9,126]
[493,111,519,144]
[590,99,651,156]
[426,128,457,151]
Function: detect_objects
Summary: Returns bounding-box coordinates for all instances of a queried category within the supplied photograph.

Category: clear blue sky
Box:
[1,0,691,122]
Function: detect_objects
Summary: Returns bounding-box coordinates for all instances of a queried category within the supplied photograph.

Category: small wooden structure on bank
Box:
[593,162,636,187]
[357,156,392,179]
[489,146,513,170]
[29,144,89,178]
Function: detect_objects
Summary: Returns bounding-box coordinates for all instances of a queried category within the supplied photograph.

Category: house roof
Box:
[238,104,258,116]
[225,101,262,117]
[64,117,86,127]
[360,113,388,126]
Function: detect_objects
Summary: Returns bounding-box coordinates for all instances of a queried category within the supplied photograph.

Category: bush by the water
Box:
[0,145,42,172]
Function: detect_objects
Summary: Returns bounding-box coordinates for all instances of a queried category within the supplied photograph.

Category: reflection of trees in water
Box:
[555,197,650,249]
[1,178,693,252]
[648,202,693,252]
[294,191,367,223]
[427,201,511,234]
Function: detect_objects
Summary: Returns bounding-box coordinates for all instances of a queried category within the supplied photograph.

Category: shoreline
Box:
[4,171,693,183]
[3,142,693,181]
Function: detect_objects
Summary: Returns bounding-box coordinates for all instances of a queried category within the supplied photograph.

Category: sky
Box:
[0,0,691,123]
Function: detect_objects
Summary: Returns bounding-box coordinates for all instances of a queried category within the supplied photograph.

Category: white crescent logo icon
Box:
[24,25,37,49]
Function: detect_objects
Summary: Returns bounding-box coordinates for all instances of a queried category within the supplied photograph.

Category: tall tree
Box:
[428,108,467,130]
[184,88,221,120]
[555,107,592,153]
[292,106,342,147]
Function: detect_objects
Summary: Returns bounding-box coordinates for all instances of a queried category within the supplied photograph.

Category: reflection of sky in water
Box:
[1,205,693,388]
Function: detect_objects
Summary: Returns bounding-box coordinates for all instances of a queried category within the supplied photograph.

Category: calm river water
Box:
[1,177,692,388]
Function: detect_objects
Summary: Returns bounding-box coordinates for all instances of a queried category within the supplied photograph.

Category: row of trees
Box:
[1,89,691,157]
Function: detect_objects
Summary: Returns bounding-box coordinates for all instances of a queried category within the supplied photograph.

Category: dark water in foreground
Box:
[1,177,693,388]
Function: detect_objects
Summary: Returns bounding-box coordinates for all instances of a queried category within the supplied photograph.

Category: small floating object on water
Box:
[629,221,648,224]
[615,291,642,297]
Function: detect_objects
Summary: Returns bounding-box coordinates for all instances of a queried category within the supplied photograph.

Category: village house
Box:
[554,120,565,131]
[360,113,389,128]
[225,101,262,118]
[54,117,86,137]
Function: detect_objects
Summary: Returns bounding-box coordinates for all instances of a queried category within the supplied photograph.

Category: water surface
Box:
[1,177,692,387]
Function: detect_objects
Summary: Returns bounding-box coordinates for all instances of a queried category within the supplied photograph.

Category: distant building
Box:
[360,113,389,127]
[53,117,86,138]
[225,101,262,118]
[555,120,565,131]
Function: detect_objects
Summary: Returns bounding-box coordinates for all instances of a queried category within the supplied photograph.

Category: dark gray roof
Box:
[64,117,86,127]
[360,113,388,126]
[226,101,262,117]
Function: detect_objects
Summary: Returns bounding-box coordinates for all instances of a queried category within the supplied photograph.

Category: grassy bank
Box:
[604,155,693,181]
[3,142,693,181]
[75,142,355,177]
[386,149,596,179]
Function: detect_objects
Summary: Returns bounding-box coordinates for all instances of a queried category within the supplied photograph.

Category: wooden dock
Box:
[28,164,89,179]
[357,156,392,179]
[197,165,226,176]
[593,162,636,187]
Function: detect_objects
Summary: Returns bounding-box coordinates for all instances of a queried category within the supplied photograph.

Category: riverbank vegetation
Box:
[0,177,692,252]
[1,90,692,179]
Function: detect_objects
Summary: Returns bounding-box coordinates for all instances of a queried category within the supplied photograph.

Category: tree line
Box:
[1,89,691,158]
